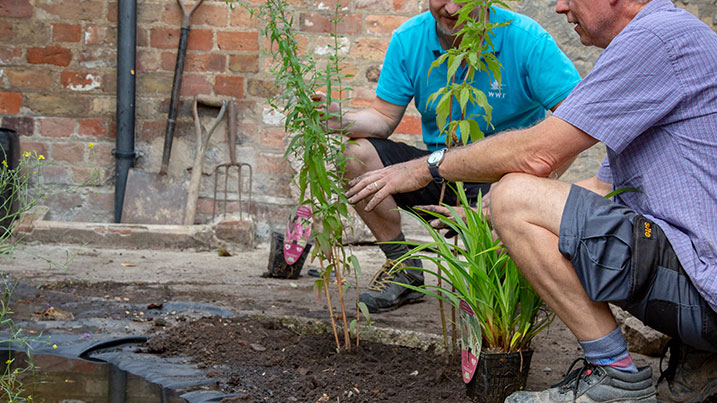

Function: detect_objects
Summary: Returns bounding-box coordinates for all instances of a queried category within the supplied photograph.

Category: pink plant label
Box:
[461,349,478,383]
[284,205,312,265]
[459,300,474,316]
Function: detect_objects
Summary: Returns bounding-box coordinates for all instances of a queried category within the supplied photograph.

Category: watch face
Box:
[428,149,444,165]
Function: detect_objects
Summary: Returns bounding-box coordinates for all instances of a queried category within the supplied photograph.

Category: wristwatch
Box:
[427,148,446,183]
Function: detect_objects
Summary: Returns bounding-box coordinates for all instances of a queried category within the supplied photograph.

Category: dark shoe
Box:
[506,358,656,402]
[358,259,424,313]
[657,339,717,402]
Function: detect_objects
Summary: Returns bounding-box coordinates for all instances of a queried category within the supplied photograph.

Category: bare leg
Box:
[489,173,617,341]
[345,139,402,242]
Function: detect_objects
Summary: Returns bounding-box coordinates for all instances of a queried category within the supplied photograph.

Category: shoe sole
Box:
[367,291,425,313]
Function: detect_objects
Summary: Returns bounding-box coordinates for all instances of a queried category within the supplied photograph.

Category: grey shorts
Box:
[558,185,717,352]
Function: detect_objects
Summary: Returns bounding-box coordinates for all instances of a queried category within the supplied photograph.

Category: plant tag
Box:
[284,205,312,265]
[459,299,481,384]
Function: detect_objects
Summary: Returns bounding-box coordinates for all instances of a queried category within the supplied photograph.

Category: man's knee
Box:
[490,173,535,218]
[345,138,383,178]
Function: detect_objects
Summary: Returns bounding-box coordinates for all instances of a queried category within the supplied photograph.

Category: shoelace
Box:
[657,338,680,385]
[551,357,595,403]
[367,260,401,292]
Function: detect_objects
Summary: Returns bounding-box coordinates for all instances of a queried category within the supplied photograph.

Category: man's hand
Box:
[346,157,431,211]
[311,92,342,132]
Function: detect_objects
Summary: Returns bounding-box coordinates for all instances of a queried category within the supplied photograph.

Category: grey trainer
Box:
[656,340,717,402]
[358,259,424,313]
[506,358,656,403]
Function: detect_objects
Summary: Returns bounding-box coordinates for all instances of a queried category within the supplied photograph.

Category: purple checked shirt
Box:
[554,0,717,312]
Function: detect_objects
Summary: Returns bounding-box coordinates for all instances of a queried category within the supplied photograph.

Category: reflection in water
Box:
[3,349,186,403]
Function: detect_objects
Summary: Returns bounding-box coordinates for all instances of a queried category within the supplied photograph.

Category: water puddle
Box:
[3,349,187,402]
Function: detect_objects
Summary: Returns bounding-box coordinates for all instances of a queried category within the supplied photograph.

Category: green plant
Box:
[244,0,363,351]
[0,279,36,403]
[394,185,553,354]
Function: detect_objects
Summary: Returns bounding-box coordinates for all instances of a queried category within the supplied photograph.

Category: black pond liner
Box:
[466,349,533,403]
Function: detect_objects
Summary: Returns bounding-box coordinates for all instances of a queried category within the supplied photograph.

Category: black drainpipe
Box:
[113,0,137,223]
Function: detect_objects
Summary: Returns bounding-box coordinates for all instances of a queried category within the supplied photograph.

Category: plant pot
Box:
[465,349,533,403]
[0,128,20,233]
[263,231,312,279]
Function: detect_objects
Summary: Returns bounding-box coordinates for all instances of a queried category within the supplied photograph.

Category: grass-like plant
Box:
[394,185,553,354]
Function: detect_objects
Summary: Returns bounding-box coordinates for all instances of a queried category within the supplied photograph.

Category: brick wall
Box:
[1,0,716,239]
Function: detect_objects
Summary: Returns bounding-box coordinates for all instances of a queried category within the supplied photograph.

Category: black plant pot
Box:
[0,128,20,234]
[263,231,312,279]
[465,349,533,403]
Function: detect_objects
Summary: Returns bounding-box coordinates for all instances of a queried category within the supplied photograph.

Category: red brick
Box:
[26,46,72,66]
[162,52,226,73]
[137,26,148,47]
[61,71,103,91]
[0,116,34,136]
[20,141,49,158]
[229,6,259,29]
[349,87,376,107]
[7,69,53,90]
[0,25,12,41]
[394,0,420,13]
[257,153,291,176]
[78,119,108,138]
[214,76,244,98]
[366,15,408,34]
[53,24,81,42]
[137,49,161,72]
[395,114,421,135]
[179,74,212,97]
[52,143,86,163]
[187,29,213,51]
[190,3,229,27]
[217,31,259,51]
[0,0,32,18]
[150,28,213,51]
[260,128,288,150]
[39,118,75,138]
[139,120,165,142]
[300,13,362,34]
[229,54,259,73]
[36,0,103,20]
[0,92,22,114]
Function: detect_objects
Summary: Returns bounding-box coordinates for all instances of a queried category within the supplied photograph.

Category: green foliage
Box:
[426,0,512,147]
[0,280,35,403]
[394,185,553,352]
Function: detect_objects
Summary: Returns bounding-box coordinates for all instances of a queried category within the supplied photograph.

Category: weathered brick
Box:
[139,120,165,142]
[356,0,391,11]
[90,96,116,115]
[150,28,214,51]
[78,48,115,67]
[13,22,50,45]
[84,25,112,46]
[138,48,161,72]
[191,3,229,27]
[137,26,148,48]
[163,52,226,73]
[393,0,420,13]
[180,74,213,96]
[246,79,277,98]
[353,39,389,61]
[394,114,421,135]
[299,13,362,35]
[214,76,244,98]
[78,119,108,138]
[349,87,376,107]
[19,141,49,158]
[366,15,408,34]
[36,0,104,21]
[0,45,22,63]
[229,6,259,29]
[217,31,259,51]
[25,94,89,116]
[0,0,32,18]
[6,68,54,90]
[228,54,259,73]
[26,46,73,66]
[61,71,103,92]
[0,25,12,41]
[52,143,86,163]
[259,128,288,150]
[0,92,22,114]
[365,65,381,82]
[53,24,82,42]
[0,116,34,136]
[86,191,114,212]
[137,74,173,95]
[39,117,75,138]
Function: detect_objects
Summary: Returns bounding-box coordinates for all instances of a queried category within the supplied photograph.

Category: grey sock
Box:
[378,233,423,280]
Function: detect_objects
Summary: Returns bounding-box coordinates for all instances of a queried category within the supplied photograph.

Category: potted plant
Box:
[394,184,553,402]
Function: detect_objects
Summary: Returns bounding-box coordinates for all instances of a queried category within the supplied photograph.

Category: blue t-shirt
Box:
[377,7,581,151]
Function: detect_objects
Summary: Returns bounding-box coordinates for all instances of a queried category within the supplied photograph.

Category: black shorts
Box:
[366,138,491,208]
[558,185,717,352]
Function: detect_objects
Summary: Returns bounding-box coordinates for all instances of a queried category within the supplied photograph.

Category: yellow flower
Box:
[52,344,57,349]
[1,160,6,168]
[5,359,11,364]
[23,151,31,158]
[38,155,45,160]
[88,143,95,148]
